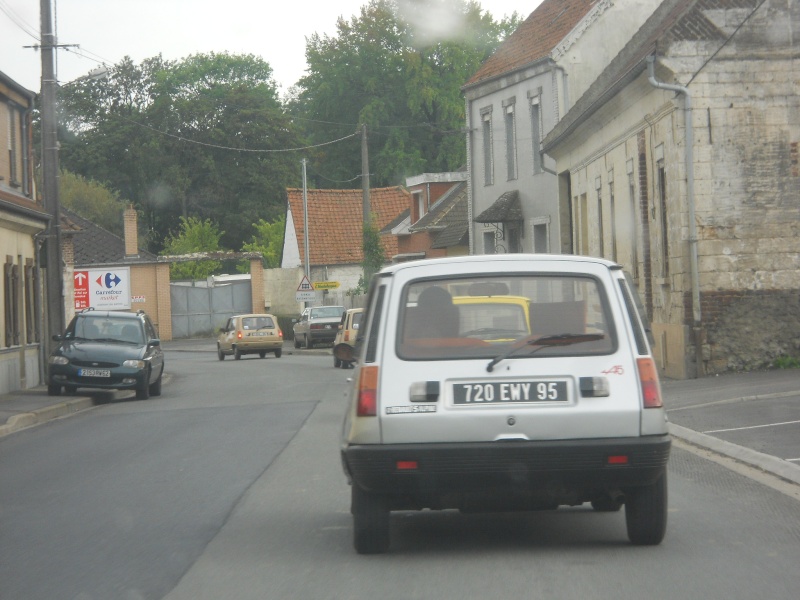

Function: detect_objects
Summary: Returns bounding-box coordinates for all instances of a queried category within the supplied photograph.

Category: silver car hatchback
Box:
[339,254,670,553]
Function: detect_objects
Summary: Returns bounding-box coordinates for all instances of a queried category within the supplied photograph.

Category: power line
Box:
[0,0,39,40]
[115,114,358,152]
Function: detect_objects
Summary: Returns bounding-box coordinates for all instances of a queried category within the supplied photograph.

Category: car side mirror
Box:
[148,339,161,347]
[52,334,63,342]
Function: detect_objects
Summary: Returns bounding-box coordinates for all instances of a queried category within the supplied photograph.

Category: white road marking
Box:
[703,419,800,434]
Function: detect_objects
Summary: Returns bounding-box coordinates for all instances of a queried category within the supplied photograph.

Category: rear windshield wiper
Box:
[486,333,605,372]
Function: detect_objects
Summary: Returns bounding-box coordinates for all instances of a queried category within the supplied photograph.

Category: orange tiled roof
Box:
[465,0,599,87]
[286,187,410,266]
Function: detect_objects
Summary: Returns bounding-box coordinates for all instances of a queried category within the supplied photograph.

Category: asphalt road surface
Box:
[1,349,799,600]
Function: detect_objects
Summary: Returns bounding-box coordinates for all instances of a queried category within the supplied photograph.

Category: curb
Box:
[669,423,800,486]
[0,396,95,438]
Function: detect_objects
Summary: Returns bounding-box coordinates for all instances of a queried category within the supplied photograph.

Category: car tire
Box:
[305,335,313,349]
[274,349,282,358]
[217,346,225,361]
[334,354,342,368]
[351,485,390,554]
[47,384,62,396]
[625,473,667,545]
[294,336,301,349]
[65,385,78,395]
[136,370,151,400]
[149,369,163,397]
[234,346,242,360]
[259,351,267,358]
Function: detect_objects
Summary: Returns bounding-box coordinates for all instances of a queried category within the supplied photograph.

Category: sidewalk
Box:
[2,345,799,488]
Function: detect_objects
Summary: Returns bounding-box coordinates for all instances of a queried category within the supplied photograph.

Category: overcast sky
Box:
[2,0,541,94]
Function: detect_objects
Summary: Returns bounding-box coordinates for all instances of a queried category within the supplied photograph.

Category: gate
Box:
[170,281,252,339]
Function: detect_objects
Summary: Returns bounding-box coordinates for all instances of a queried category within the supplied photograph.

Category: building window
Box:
[506,224,521,253]
[481,110,493,186]
[483,230,496,254]
[530,99,542,174]
[7,104,19,186]
[533,217,550,253]
[657,161,669,276]
[608,171,617,262]
[596,177,604,258]
[627,171,639,279]
[4,258,21,347]
[412,191,424,223]
[504,101,517,181]
[24,261,40,343]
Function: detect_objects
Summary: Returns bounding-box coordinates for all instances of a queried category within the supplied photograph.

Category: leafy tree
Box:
[239,215,286,271]
[59,170,128,236]
[57,53,305,253]
[290,0,520,188]
[161,216,226,280]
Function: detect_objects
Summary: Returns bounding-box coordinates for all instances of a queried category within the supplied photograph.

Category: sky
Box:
[1,0,541,95]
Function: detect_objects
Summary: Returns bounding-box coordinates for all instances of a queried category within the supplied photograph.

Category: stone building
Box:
[0,71,48,394]
[542,0,799,378]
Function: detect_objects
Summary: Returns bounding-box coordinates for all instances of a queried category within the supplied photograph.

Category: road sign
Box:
[296,275,317,302]
[74,267,131,310]
[313,281,340,290]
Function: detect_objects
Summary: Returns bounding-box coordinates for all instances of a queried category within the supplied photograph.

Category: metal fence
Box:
[170,281,252,339]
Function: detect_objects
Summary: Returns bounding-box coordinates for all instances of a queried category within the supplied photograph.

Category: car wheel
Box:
[65,385,78,395]
[625,473,667,545]
[351,485,390,554]
[259,351,267,358]
[305,335,313,349]
[136,370,151,400]
[47,384,62,396]
[294,336,301,349]
[274,349,282,358]
[334,354,342,368]
[234,346,242,360]
[217,345,225,361]
[149,369,163,397]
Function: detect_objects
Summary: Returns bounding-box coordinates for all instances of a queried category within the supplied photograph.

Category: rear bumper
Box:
[343,436,670,506]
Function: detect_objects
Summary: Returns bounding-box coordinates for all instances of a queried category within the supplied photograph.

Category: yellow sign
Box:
[313,281,340,290]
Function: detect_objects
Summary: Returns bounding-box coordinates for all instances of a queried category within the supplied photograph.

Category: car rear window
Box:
[397,274,616,360]
[242,316,274,329]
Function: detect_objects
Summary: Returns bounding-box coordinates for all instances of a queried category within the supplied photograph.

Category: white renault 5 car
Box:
[338,254,670,554]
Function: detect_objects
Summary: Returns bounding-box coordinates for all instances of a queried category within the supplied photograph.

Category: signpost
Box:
[312,281,340,290]
[74,267,131,310]
[295,275,317,303]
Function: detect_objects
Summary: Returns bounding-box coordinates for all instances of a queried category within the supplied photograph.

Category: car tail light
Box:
[278,329,283,338]
[637,357,663,408]
[607,455,629,465]
[357,366,379,416]
[344,331,350,342]
[237,331,243,340]
[396,460,418,470]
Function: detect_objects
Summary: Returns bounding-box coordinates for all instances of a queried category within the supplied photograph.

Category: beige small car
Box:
[333,308,364,368]
[217,314,283,360]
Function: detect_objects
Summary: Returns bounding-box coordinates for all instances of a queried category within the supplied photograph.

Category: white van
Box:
[338,254,670,553]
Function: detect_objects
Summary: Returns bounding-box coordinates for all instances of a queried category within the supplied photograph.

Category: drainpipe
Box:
[647,55,703,377]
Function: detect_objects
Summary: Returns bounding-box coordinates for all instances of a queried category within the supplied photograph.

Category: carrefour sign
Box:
[74,267,131,310]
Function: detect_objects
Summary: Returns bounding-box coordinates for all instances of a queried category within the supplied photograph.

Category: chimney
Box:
[124,204,139,258]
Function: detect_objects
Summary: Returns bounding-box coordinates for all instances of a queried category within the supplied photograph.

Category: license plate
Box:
[250,332,267,337]
[79,368,111,378]
[453,381,567,404]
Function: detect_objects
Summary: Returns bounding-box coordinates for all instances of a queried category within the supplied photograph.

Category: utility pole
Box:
[40,0,65,346]
[361,124,370,226]
[302,158,310,281]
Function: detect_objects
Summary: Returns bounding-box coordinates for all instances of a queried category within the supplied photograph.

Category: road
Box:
[1,348,799,600]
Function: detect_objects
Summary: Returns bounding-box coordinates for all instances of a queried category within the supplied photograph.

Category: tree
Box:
[57,53,305,253]
[240,215,286,271]
[59,170,128,236]
[161,216,226,280]
[290,0,520,188]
